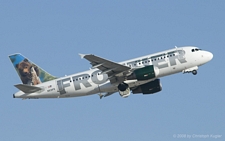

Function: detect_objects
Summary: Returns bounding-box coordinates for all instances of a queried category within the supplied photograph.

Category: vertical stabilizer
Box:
[9,53,57,85]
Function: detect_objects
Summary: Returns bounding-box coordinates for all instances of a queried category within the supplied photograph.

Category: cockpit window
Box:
[192,48,202,52]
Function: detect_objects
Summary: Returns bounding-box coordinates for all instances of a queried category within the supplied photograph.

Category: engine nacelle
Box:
[118,82,131,98]
[128,65,159,81]
[132,79,162,94]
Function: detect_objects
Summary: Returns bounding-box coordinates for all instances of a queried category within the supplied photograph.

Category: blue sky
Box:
[0,1,224,141]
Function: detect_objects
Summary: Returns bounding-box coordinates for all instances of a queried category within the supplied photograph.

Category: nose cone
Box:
[206,51,213,62]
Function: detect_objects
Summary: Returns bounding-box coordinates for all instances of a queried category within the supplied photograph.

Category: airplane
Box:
[9,46,213,99]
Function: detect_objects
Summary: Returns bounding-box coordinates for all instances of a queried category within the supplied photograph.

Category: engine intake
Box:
[118,82,130,98]
[118,82,128,91]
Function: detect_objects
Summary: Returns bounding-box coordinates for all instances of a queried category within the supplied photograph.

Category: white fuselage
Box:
[14,46,213,99]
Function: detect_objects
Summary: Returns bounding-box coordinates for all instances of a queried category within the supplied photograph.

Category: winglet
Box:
[98,93,104,99]
[97,92,115,99]
[79,53,86,59]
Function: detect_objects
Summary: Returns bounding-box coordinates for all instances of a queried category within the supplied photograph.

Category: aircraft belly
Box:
[98,81,117,93]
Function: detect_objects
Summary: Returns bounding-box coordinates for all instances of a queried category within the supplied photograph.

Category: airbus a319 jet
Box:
[9,46,213,99]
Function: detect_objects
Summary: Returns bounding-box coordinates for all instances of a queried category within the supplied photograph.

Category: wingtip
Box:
[79,53,85,59]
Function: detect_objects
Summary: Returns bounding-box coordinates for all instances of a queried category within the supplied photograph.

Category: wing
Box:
[98,92,116,99]
[80,54,131,83]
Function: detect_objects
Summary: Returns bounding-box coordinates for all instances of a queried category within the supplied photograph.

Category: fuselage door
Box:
[177,48,186,60]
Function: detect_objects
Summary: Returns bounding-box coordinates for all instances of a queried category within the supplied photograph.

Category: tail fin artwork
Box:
[9,53,57,85]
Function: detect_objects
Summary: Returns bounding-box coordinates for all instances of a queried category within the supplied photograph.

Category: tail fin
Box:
[9,53,57,85]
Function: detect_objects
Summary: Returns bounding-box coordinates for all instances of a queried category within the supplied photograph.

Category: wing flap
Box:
[14,84,42,93]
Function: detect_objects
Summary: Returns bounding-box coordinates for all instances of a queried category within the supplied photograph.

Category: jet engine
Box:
[132,79,162,94]
[118,82,130,98]
[127,65,159,80]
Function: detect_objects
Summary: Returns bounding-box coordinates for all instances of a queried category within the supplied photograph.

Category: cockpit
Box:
[191,48,202,52]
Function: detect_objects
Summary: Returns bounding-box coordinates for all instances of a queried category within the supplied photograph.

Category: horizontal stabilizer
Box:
[14,84,42,93]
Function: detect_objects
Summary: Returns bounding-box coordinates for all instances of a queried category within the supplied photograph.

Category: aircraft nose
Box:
[203,51,213,63]
[206,51,213,61]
